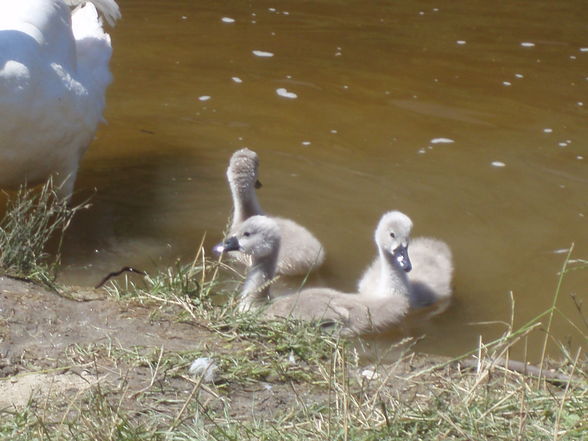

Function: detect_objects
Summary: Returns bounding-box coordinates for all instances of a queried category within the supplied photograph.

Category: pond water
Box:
[58,0,586,359]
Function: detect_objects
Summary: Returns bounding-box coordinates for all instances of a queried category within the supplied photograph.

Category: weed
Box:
[0,179,88,288]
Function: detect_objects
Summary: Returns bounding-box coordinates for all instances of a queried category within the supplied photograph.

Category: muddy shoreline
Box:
[0,276,447,412]
[1,276,582,438]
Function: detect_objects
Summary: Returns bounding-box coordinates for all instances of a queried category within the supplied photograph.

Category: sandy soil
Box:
[0,276,212,410]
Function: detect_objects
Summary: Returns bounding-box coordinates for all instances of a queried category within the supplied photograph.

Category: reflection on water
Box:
[55,0,586,358]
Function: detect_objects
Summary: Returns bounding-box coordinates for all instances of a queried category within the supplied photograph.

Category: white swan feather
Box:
[0,0,120,196]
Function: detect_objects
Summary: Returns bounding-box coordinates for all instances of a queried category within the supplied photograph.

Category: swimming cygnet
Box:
[215,212,414,336]
[358,219,453,312]
[216,148,325,276]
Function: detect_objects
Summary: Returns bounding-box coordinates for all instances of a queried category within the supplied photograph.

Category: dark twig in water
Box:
[95,267,146,289]
[459,357,573,386]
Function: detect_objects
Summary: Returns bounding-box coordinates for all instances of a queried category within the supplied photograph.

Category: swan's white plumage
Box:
[0,0,120,196]
[65,0,120,26]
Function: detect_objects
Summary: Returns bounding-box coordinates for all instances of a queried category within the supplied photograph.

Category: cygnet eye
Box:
[390,232,396,238]
[243,231,251,237]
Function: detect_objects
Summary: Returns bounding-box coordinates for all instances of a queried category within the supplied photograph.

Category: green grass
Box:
[0,179,88,288]
[2,338,585,441]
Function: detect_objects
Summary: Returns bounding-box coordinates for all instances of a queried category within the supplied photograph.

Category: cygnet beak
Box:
[213,236,240,255]
[255,179,263,189]
[393,245,412,272]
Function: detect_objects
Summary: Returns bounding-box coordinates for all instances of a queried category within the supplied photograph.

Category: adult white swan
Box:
[0,0,121,197]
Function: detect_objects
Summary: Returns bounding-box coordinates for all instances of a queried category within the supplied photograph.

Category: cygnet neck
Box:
[375,247,411,299]
[241,247,279,307]
[230,181,264,229]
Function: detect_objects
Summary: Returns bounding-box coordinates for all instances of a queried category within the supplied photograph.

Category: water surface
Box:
[59,0,586,358]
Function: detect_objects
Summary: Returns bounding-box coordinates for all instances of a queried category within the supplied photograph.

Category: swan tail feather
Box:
[64,0,121,27]
[70,2,115,124]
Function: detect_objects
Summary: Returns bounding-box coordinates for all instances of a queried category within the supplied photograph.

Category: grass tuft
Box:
[0,179,88,288]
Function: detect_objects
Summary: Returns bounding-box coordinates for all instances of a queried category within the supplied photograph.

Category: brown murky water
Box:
[60,0,586,358]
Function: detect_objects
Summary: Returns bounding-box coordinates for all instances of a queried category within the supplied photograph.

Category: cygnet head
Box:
[215,215,280,260]
[375,211,413,272]
[227,148,262,193]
